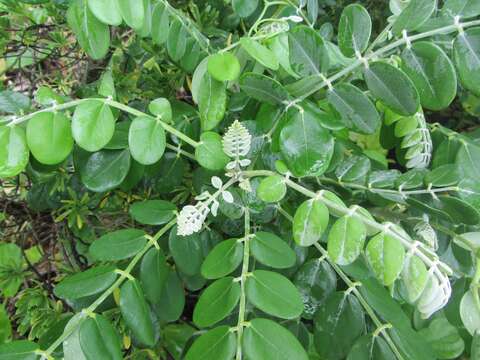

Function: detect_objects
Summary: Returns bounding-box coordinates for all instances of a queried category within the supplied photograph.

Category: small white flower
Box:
[211,176,223,189]
[195,191,210,201]
[211,200,219,217]
[285,15,303,23]
[223,120,252,158]
[239,159,251,167]
[177,205,209,236]
[239,178,252,192]
[222,190,234,203]
[226,161,237,170]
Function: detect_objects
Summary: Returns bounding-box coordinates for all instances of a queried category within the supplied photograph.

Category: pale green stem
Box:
[471,258,480,315]
[235,208,251,360]
[220,30,287,53]
[242,170,452,277]
[248,0,275,37]
[283,0,313,27]
[297,19,480,100]
[365,23,393,54]
[3,98,201,148]
[105,99,200,148]
[313,243,405,360]
[317,177,471,197]
[276,204,404,360]
[41,219,177,358]
[166,143,196,160]
[432,222,475,253]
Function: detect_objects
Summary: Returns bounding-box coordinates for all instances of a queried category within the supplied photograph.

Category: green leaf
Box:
[207,53,241,82]
[343,262,436,359]
[0,126,29,178]
[442,0,480,19]
[240,38,279,70]
[0,243,24,297]
[363,62,419,116]
[0,340,39,360]
[89,228,146,261]
[280,107,335,177]
[198,73,227,131]
[439,195,480,225]
[137,0,153,38]
[67,0,110,60]
[456,141,480,179]
[54,265,117,299]
[169,227,203,276]
[155,270,185,322]
[195,131,229,170]
[119,159,144,191]
[162,324,195,360]
[347,334,396,360]
[128,116,166,165]
[72,100,116,152]
[246,270,303,319]
[184,326,236,360]
[35,87,65,106]
[314,292,365,360]
[395,168,427,189]
[424,164,460,187]
[140,248,169,304]
[193,277,240,327]
[232,0,258,18]
[472,331,480,359]
[454,28,480,96]
[105,120,129,150]
[293,259,337,319]
[365,232,405,286]
[117,0,144,30]
[392,0,436,36]
[288,25,329,76]
[79,315,122,360]
[401,41,457,110]
[120,279,155,347]
[335,155,371,182]
[257,175,286,203]
[148,98,172,122]
[243,318,309,360]
[401,255,428,303]
[268,32,297,77]
[87,0,122,25]
[0,91,30,114]
[338,4,372,57]
[250,231,296,269]
[460,290,480,335]
[293,199,329,246]
[167,19,187,61]
[63,314,87,360]
[327,83,380,134]
[192,58,208,104]
[419,317,464,359]
[240,73,290,105]
[151,2,170,45]
[327,214,366,265]
[79,149,131,192]
[0,304,11,343]
[129,200,176,225]
[98,70,116,98]
[201,239,243,279]
[26,112,73,165]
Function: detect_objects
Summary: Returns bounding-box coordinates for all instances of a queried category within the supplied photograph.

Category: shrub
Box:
[0,0,479,359]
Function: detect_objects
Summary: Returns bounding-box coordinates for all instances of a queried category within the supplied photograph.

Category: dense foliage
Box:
[1,0,480,359]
